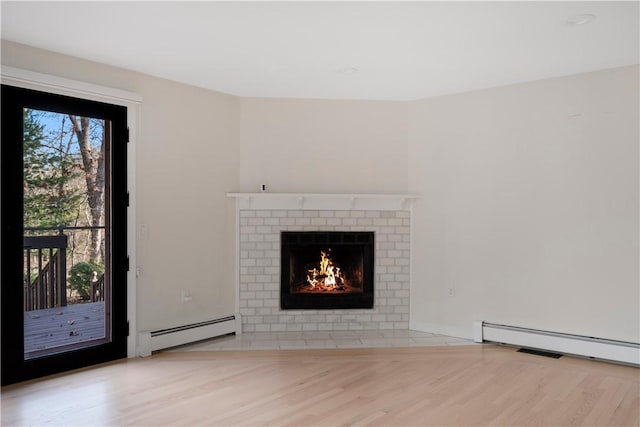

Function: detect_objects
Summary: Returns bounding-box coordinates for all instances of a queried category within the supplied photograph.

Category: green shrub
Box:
[68,261,104,300]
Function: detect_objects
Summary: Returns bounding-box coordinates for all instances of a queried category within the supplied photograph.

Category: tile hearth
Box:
[168,330,476,352]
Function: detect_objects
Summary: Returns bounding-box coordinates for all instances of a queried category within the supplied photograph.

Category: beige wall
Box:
[239,98,408,193]
[2,41,240,332]
[3,40,638,345]
[408,66,639,342]
[133,79,239,330]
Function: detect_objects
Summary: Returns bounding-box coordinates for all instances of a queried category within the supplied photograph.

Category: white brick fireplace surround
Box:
[228,194,419,333]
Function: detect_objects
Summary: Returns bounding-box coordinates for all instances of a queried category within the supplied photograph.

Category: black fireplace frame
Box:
[280,231,374,310]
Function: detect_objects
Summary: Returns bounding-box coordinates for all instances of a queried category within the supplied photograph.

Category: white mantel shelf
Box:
[227,193,420,211]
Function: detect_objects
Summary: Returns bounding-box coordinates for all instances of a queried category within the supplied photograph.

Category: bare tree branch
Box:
[70,115,105,262]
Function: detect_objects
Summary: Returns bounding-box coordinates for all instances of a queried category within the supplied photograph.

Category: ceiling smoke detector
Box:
[565,14,597,26]
[336,66,359,74]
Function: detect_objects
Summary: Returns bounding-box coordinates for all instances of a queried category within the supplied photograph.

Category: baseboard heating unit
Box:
[474,321,639,366]
[138,314,240,357]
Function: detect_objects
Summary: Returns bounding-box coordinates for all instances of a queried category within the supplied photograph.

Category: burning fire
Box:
[306,250,344,290]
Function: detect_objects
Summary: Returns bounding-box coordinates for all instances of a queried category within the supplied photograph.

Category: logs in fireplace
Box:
[280,231,374,310]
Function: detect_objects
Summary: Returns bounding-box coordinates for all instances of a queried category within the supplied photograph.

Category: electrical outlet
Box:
[181,289,193,304]
[447,287,455,297]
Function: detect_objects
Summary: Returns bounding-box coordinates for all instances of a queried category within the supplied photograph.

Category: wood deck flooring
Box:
[2,345,638,426]
[23,301,105,357]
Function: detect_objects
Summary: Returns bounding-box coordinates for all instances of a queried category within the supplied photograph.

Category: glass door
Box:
[2,85,128,385]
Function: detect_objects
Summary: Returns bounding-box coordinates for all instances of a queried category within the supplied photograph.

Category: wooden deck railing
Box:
[90,273,105,302]
[23,233,68,311]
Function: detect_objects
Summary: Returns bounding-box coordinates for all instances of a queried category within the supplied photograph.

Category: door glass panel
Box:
[23,108,111,360]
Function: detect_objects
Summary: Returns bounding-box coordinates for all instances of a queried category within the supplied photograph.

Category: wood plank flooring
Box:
[1,345,638,426]
[23,302,105,356]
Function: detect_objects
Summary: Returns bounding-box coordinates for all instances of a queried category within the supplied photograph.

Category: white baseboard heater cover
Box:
[474,321,639,366]
[138,314,241,357]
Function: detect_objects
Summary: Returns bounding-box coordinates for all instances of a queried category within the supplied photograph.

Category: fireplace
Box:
[280,231,374,310]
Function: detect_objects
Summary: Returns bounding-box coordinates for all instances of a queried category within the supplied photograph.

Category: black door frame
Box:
[1,84,128,385]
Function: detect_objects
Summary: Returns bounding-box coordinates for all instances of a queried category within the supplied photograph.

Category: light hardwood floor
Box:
[1,345,638,426]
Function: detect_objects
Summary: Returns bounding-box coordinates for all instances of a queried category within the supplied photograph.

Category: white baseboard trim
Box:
[137,314,240,357]
[477,321,639,365]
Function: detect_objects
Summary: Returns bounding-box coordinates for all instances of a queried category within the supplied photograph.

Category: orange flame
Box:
[307,250,343,289]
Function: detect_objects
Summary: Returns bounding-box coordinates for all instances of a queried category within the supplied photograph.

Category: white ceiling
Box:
[2,1,638,101]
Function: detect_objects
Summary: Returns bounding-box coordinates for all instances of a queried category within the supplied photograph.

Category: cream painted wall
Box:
[132,80,239,331]
[3,40,638,347]
[2,41,240,332]
[238,98,408,193]
[408,66,639,342]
